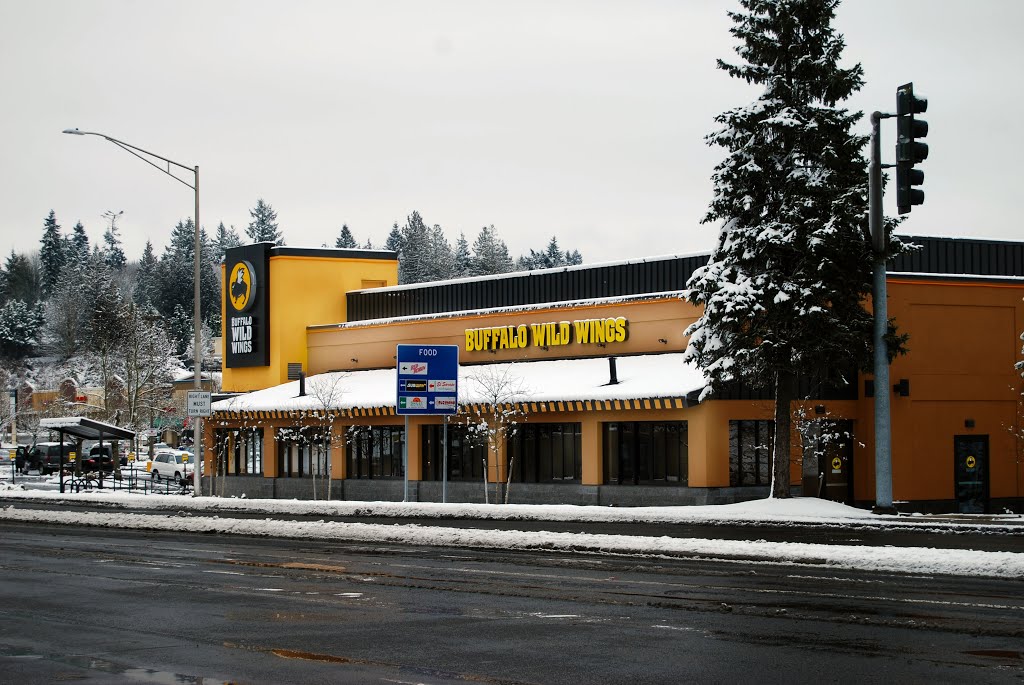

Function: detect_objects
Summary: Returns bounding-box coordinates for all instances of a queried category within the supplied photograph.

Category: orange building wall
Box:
[215,267,1023,507]
[307,296,698,373]
[868,278,1024,503]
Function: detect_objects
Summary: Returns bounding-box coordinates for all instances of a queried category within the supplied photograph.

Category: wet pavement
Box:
[1,521,1021,684]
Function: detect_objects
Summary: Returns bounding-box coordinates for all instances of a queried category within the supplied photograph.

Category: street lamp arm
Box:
[62,128,196,190]
[62,125,205,499]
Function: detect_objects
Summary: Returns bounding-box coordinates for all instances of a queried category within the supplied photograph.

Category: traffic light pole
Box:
[869,111,896,514]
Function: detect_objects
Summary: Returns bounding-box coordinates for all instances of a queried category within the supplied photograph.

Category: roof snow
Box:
[310,291,688,331]
[212,353,707,414]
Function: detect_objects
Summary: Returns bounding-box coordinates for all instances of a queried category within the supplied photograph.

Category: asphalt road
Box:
[0,520,1021,684]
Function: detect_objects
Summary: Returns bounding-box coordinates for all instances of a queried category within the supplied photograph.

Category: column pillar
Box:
[581,414,602,485]
[263,426,278,477]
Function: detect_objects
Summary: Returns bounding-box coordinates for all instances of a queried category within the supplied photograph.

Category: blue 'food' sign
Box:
[396,344,459,415]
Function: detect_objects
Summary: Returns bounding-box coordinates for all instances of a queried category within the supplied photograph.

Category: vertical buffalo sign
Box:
[224,244,271,368]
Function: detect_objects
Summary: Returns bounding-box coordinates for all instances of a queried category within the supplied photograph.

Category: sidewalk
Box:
[2,483,1022,529]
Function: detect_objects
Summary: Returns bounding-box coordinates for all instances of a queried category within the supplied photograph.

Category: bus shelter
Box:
[38,417,135,493]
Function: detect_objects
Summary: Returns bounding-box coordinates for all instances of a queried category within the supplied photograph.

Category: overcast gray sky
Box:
[1,0,1021,265]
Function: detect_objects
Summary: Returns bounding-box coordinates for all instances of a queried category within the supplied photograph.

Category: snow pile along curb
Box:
[3,506,1023,579]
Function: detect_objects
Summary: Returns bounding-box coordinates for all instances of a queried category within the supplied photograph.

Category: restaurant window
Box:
[729,420,774,486]
[213,427,263,476]
[603,421,688,485]
[508,423,582,483]
[277,426,330,478]
[346,425,404,479]
[421,424,486,482]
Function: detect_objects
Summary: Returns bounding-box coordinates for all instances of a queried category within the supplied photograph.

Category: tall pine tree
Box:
[70,221,90,264]
[134,240,159,307]
[384,222,403,253]
[397,211,431,284]
[212,222,242,262]
[453,232,472,278]
[245,198,284,245]
[4,251,40,306]
[153,219,220,354]
[102,210,127,269]
[684,0,902,498]
[425,223,455,282]
[335,224,357,248]
[470,225,513,276]
[39,210,65,297]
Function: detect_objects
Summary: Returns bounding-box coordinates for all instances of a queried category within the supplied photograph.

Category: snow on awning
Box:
[212,353,707,417]
[38,417,136,441]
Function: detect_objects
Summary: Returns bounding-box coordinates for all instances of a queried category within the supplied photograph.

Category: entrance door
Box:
[816,421,854,505]
[954,435,989,514]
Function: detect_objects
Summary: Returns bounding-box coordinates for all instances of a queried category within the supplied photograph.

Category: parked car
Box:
[149,450,193,483]
[82,445,116,473]
[28,442,75,475]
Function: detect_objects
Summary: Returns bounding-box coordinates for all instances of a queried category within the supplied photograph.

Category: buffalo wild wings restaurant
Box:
[208,238,1024,513]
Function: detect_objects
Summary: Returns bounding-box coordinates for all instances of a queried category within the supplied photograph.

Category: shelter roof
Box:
[38,417,135,441]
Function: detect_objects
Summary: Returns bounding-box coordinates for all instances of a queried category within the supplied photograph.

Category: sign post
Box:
[396,344,459,503]
[187,391,212,497]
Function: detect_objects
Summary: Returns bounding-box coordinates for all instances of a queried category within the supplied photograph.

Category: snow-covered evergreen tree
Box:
[424,223,455,282]
[82,262,130,388]
[245,198,284,245]
[167,303,194,358]
[514,236,583,270]
[212,222,242,262]
[335,224,357,248]
[453,232,472,278]
[544,237,564,267]
[102,210,127,270]
[39,210,65,297]
[470,225,513,276]
[3,251,40,306]
[153,220,220,354]
[684,0,903,498]
[384,222,403,254]
[0,298,44,361]
[397,211,432,284]
[134,240,159,308]
[70,221,90,265]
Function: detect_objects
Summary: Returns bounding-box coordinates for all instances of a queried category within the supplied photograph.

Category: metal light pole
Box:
[63,128,204,498]
[868,112,896,514]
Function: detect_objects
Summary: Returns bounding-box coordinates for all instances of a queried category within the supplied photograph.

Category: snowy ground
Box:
[2,486,1022,580]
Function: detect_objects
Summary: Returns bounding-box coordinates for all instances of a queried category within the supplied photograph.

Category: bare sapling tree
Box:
[307,373,348,500]
[792,402,855,497]
[0,369,12,441]
[121,305,177,451]
[463,364,530,504]
[1012,329,1024,473]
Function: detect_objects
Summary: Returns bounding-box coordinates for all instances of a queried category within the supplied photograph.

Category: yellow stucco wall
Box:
[222,253,397,392]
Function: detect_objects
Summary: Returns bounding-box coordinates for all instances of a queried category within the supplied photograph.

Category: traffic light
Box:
[895,82,928,214]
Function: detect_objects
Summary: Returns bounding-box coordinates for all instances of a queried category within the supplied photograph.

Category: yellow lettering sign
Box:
[465,317,629,351]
